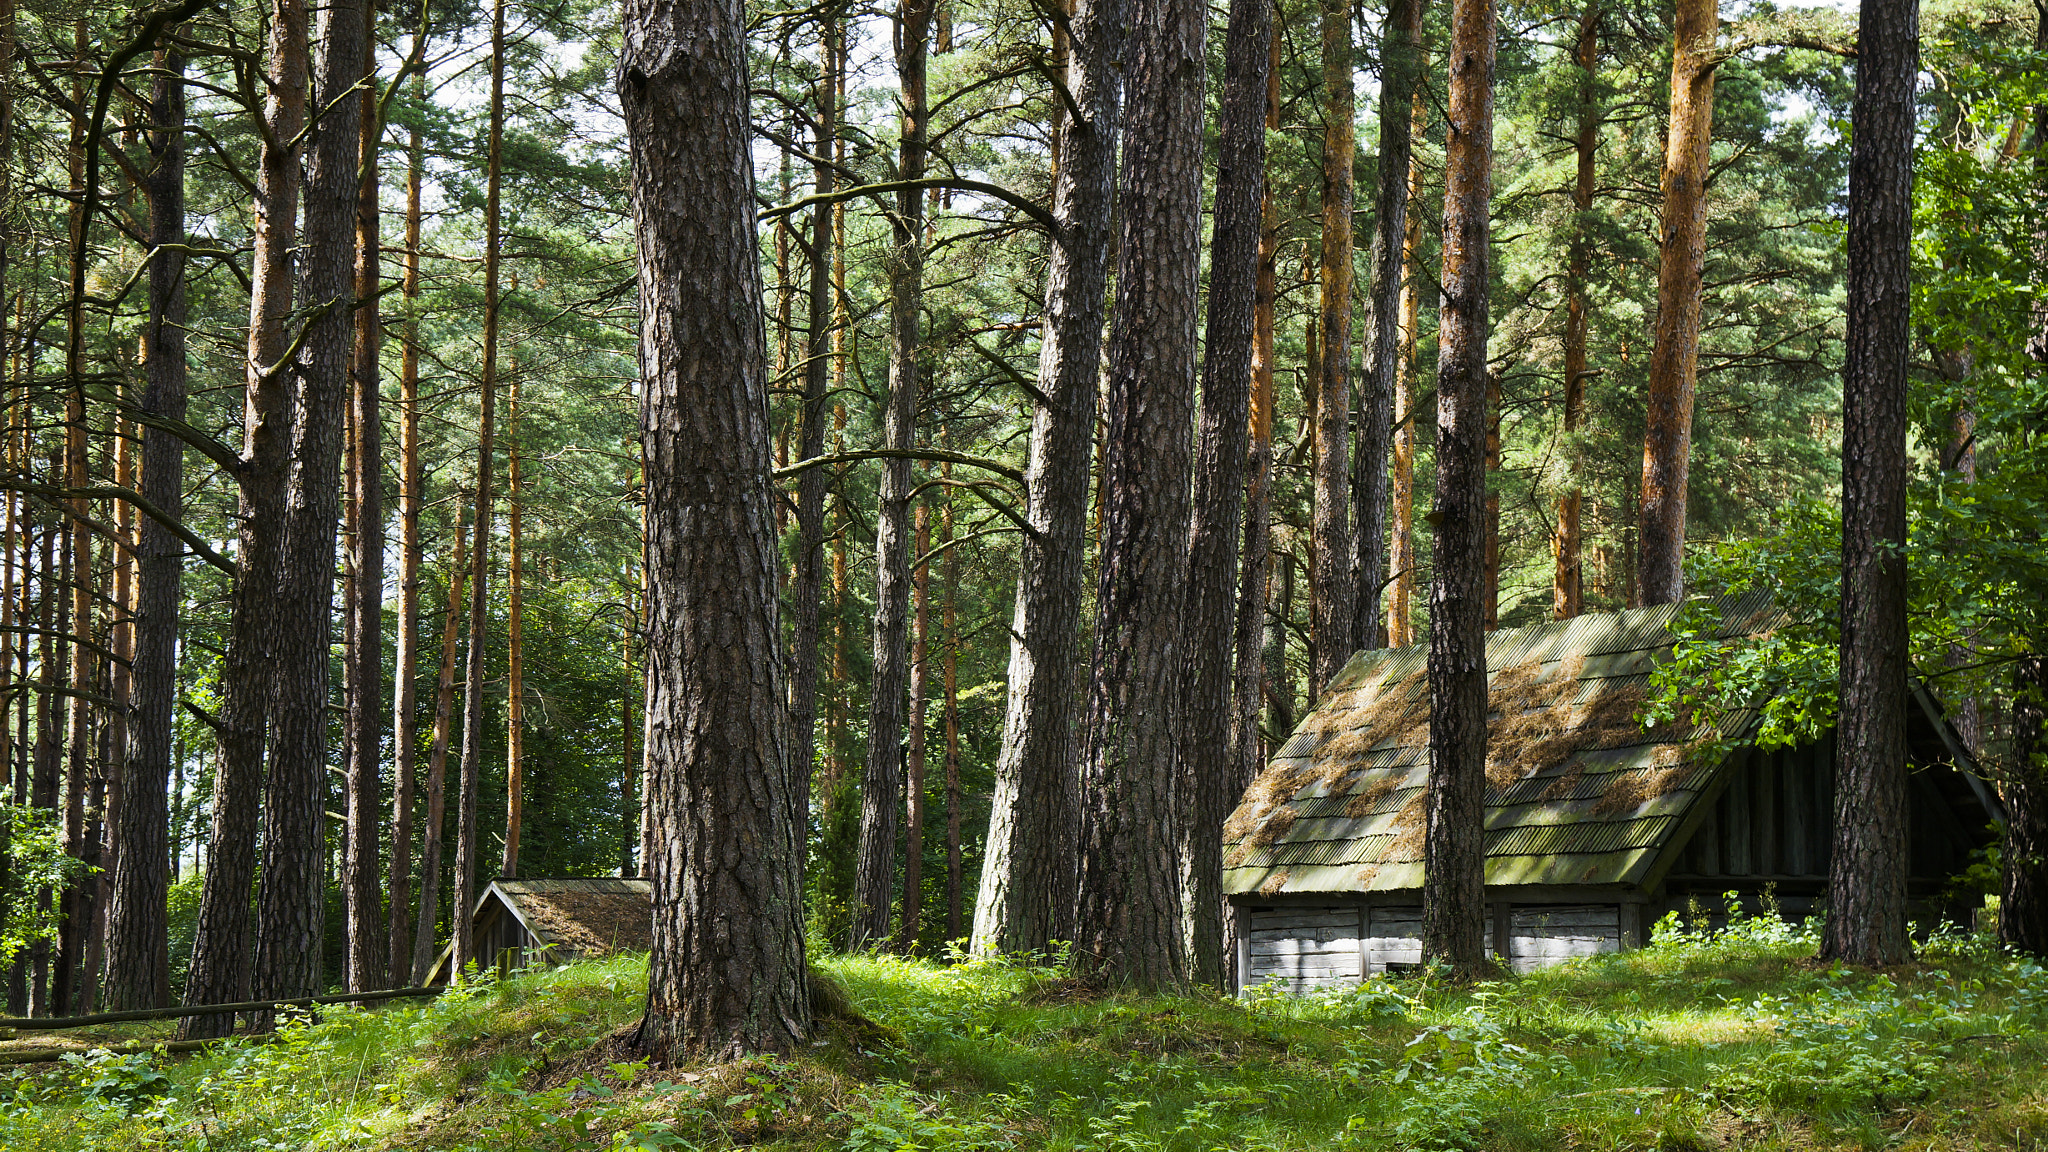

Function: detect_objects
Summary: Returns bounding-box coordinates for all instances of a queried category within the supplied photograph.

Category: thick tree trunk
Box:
[1823,0,1916,968]
[621,0,809,1060]
[344,11,385,990]
[453,0,507,976]
[183,0,306,1035]
[1421,0,1496,978]
[1075,0,1204,990]
[852,0,935,950]
[1637,0,1717,606]
[1311,0,1355,688]
[1553,4,1598,620]
[1355,0,1427,655]
[104,43,187,1011]
[255,0,365,1009]
[410,523,466,983]
[2002,656,2048,957]
[971,0,1124,959]
[1180,0,1270,990]
[388,67,427,988]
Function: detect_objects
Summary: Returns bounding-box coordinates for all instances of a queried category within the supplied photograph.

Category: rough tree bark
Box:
[344,4,385,990]
[182,0,305,1036]
[1421,0,1496,978]
[389,66,427,987]
[1074,0,1205,990]
[971,0,1124,959]
[1179,0,1270,989]
[897,504,930,953]
[1637,0,1718,606]
[1311,0,1355,688]
[104,39,186,1011]
[1354,0,1427,655]
[1823,0,1916,968]
[1388,90,1425,648]
[620,0,810,1060]
[254,0,365,1009]
[852,0,935,950]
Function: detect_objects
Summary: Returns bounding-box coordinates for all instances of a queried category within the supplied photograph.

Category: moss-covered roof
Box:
[1223,593,1780,897]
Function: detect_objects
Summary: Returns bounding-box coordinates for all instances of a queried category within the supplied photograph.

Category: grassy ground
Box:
[4,911,2048,1150]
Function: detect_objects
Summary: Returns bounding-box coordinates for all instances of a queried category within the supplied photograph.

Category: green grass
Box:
[5,912,2048,1150]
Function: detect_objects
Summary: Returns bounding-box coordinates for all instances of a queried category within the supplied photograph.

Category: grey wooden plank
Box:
[1727,763,1751,875]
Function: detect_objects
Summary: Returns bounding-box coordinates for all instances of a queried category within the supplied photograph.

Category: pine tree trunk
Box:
[184,0,306,1035]
[57,16,92,1014]
[1355,0,1427,655]
[852,0,936,950]
[1311,0,1355,688]
[1823,0,1916,968]
[252,0,364,1011]
[388,66,427,989]
[105,40,187,1012]
[786,18,837,795]
[410,523,466,983]
[971,0,1124,959]
[1553,4,1598,620]
[454,0,507,976]
[941,488,963,941]
[344,9,385,991]
[897,504,930,953]
[1483,373,1500,630]
[503,368,524,878]
[1638,0,1717,606]
[1389,99,1425,647]
[1180,0,1270,989]
[1075,0,1205,990]
[621,0,809,1060]
[1422,0,1496,978]
[1231,16,1281,804]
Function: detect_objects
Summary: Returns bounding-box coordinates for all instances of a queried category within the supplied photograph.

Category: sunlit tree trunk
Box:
[184,0,306,1035]
[1388,90,1425,649]
[897,504,931,953]
[972,0,1125,959]
[1075,0,1205,990]
[1422,0,1496,978]
[621,0,809,1060]
[503,365,525,877]
[1637,0,1717,605]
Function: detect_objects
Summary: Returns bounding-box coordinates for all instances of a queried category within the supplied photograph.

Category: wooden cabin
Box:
[1223,593,2002,993]
[425,877,651,984]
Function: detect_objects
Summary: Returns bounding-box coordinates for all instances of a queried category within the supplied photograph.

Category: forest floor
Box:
[3,911,2048,1151]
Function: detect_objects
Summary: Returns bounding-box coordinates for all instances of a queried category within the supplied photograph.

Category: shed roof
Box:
[1224,593,1787,897]
[491,877,653,957]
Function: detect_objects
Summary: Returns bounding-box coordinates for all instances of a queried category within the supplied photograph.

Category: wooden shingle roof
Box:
[1223,592,1781,897]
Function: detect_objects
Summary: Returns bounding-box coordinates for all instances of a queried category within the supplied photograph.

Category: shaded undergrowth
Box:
[4,906,2048,1150]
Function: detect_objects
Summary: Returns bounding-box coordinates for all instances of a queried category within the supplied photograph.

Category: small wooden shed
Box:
[425,877,651,984]
[1225,593,2002,992]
